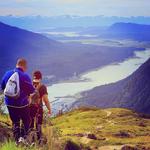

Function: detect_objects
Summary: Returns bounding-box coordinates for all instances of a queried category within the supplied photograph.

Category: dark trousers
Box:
[7,105,30,141]
[29,105,43,139]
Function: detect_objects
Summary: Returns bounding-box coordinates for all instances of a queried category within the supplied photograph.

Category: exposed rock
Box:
[114,131,132,138]
[76,133,85,137]
[121,145,150,150]
[64,140,81,150]
[135,145,150,150]
[138,122,147,127]
[87,134,97,140]
[121,145,138,150]
[66,133,85,137]
[97,137,106,140]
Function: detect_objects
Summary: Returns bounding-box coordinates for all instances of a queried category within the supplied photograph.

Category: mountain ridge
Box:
[0,21,143,84]
[1,15,150,30]
[73,57,150,114]
[106,22,150,41]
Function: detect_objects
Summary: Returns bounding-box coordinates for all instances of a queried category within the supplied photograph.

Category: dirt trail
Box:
[81,137,91,144]
[99,145,123,150]
[104,110,112,117]
[104,110,116,125]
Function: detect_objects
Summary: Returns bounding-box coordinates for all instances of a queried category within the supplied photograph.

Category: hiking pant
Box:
[29,105,43,139]
[7,105,30,142]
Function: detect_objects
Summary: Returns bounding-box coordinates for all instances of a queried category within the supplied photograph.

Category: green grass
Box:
[1,107,150,149]
[51,107,150,148]
[0,141,29,150]
[0,125,62,150]
[0,114,11,125]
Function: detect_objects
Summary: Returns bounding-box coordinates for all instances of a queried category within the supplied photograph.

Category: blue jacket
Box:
[1,68,35,107]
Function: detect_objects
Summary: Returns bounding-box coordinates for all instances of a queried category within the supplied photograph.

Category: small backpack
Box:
[30,85,43,106]
[30,90,40,105]
[4,71,20,99]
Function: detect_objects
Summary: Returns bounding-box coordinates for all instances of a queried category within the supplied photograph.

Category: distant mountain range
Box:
[73,57,150,114]
[42,22,150,42]
[80,22,150,41]
[105,23,150,41]
[0,15,150,31]
[0,21,141,84]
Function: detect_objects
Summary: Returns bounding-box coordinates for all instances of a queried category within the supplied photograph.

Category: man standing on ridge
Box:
[1,58,35,144]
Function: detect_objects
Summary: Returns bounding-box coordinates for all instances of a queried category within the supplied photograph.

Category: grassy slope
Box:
[51,107,150,149]
[1,107,150,149]
[0,113,62,150]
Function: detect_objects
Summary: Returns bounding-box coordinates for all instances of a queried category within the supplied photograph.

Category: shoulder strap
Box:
[37,84,44,106]
[37,84,43,92]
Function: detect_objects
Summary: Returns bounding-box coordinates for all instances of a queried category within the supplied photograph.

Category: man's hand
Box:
[42,94,51,117]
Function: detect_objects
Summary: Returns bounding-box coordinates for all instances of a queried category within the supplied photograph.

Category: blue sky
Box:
[0,0,150,16]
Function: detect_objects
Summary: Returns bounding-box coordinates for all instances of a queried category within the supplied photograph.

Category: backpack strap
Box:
[37,84,43,107]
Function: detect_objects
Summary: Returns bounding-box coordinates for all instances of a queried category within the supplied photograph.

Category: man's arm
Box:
[42,94,51,115]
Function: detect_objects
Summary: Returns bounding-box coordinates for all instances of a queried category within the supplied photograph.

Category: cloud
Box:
[0,7,34,16]
[0,0,150,16]
[15,0,26,2]
[55,0,86,4]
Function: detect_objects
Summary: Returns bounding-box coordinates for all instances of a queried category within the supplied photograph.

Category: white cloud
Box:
[0,7,34,16]
[0,0,150,16]
[15,0,26,2]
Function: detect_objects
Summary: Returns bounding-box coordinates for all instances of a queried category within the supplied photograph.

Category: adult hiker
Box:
[29,70,51,141]
[1,58,35,144]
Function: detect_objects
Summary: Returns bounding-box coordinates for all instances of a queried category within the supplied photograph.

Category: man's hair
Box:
[16,58,27,67]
